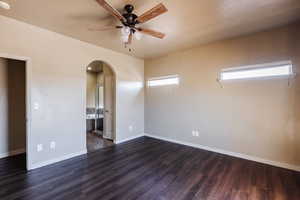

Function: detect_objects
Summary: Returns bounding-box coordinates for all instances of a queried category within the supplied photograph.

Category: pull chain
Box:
[124,43,132,52]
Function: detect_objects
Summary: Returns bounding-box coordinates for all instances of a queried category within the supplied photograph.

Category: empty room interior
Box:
[0,0,299,199]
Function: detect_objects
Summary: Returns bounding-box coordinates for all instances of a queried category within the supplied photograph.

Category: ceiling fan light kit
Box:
[93,0,168,51]
[121,26,131,36]
[0,1,10,10]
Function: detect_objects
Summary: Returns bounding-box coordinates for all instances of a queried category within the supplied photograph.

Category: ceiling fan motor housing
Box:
[124,4,134,13]
[122,4,139,27]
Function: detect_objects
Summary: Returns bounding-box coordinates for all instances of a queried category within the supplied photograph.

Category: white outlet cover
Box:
[50,141,56,149]
[192,130,199,137]
[37,144,43,152]
[129,126,133,132]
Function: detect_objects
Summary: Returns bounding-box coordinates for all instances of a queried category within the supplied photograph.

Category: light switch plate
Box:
[34,102,39,110]
[37,144,43,152]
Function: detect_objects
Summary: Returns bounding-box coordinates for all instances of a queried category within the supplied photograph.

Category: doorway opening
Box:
[86,61,116,152]
[0,57,27,171]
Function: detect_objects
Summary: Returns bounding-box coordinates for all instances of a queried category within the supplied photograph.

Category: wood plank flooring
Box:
[0,136,299,200]
[86,132,114,152]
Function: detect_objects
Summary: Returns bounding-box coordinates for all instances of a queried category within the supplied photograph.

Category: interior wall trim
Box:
[144,133,300,172]
[0,53,32,171]
[0,148,26,159]
[28,150,87,170]
[115,134,145,144]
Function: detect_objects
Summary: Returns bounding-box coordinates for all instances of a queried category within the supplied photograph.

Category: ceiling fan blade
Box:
[88,25,123,31]
[137,3,168,23]
[95,0,126,21]
[127,32,133,45]
[137,28,165,39]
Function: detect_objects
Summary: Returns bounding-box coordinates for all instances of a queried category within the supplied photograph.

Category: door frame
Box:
[85,60,116,145]
[102,61,117,141]
[0,53,32,170]
[103,65,116,141]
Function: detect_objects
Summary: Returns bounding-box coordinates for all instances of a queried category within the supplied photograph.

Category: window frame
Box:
[219,61,293,81]
[147,74,180,87]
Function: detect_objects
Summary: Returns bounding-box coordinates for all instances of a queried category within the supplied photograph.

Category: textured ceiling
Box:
[1,0,300,58]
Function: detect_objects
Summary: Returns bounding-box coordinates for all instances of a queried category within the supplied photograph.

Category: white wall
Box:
[0,15,144,169]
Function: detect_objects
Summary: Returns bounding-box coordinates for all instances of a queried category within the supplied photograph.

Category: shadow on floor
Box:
[0,153,26,176]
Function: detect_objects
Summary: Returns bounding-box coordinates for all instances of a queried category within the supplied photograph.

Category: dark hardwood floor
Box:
[0,137,299,200]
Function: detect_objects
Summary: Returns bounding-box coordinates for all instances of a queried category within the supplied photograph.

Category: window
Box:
[220,61,293,81]
[148,75,179,87]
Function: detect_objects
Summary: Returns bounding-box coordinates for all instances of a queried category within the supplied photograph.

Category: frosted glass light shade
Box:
[0,1,10,9]
[121,27,130,36]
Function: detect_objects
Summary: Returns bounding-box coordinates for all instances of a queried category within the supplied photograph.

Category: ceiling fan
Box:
[0,1,10,9]
[90,0,168,50]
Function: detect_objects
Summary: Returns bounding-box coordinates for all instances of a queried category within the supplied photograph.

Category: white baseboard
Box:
[29,150,87,170]
[0,148,26,159]
[29,133,145,170]
[144,133,300,172]
[115,134,145,144]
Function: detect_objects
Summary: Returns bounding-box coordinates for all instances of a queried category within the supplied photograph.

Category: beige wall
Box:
[0,15,144,169]
[145,23,300,166]
[0,58,26,157]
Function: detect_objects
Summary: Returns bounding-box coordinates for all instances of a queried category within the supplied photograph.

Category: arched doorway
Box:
[85,60,116,152]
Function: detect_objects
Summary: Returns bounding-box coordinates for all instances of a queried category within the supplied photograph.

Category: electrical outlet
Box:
[192,131,196,136]
[37,144,43,152]
[129,125,133,132]
[50,141,56,149]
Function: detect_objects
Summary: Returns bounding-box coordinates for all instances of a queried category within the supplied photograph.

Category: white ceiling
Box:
[1,0,300,58]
